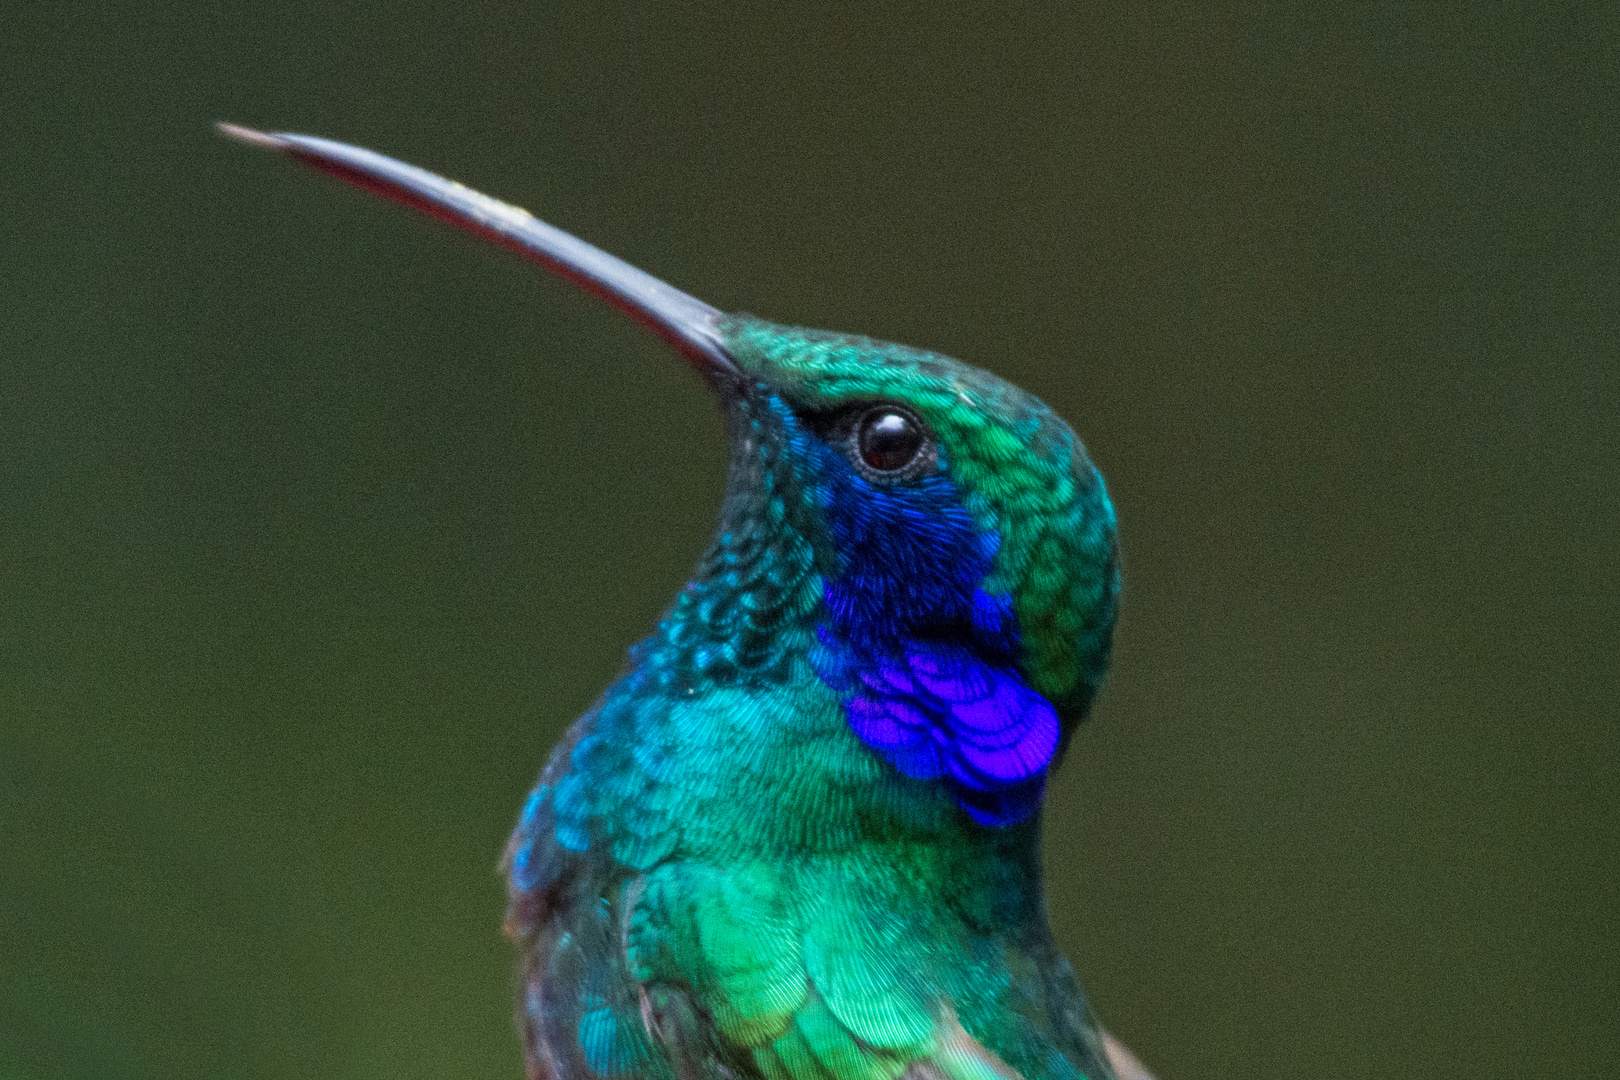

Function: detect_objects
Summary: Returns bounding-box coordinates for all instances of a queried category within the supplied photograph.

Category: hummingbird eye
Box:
[854,406,928,476]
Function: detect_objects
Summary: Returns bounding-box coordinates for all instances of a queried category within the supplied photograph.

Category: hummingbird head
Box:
[716,316,1117,714]
[225,127,1119,828]
[663,316,1119,825]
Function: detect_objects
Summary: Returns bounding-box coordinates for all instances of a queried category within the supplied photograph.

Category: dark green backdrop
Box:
[2,3,1616,1078]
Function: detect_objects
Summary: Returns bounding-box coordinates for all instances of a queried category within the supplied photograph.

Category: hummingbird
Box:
[222,125,1150,1080]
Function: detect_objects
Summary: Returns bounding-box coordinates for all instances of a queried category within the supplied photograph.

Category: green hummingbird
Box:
[222,124,1151,1080]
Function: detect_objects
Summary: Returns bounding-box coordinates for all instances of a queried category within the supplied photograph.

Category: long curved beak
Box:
[218,123,737,380]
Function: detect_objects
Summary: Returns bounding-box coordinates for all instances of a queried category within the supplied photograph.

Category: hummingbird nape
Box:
[222,124,1148,1080]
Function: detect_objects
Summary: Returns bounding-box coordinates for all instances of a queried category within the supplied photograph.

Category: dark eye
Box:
[856,407,926,474]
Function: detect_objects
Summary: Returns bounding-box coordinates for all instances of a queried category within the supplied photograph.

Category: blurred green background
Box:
[2,3,1617,1078]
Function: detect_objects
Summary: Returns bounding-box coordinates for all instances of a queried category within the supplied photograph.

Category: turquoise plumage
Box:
[224,126,1149,1080]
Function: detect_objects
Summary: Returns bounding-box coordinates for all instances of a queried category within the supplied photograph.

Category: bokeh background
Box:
[3,3,1617,1078]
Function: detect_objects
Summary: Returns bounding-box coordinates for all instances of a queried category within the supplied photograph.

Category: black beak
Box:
[218,123,738,382]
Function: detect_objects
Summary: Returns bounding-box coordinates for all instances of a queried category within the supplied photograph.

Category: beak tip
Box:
[225,126,739,381]
[216,122,290,152]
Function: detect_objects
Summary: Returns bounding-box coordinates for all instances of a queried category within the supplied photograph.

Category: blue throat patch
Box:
[806,439,1058,826]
